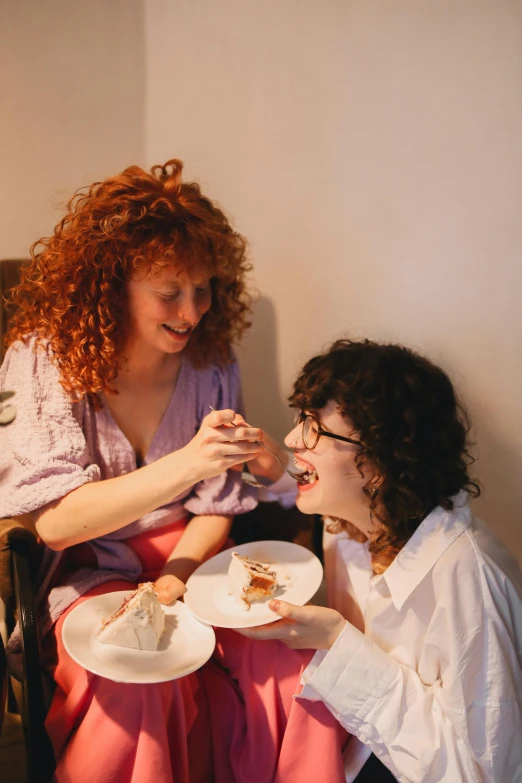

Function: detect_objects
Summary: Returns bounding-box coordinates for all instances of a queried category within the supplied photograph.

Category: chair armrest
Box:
[0,632,7,736]
[0,518,42,635]
[0,519,55,780]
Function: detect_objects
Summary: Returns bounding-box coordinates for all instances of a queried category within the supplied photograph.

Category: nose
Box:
[284,422,304,450]
[178,292,200,324]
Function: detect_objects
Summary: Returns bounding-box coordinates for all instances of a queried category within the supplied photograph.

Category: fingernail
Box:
[269,600,280,612]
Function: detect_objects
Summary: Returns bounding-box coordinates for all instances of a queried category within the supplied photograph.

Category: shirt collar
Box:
[381,491,473,611]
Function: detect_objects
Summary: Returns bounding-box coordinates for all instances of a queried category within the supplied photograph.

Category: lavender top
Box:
[0,336,257,648]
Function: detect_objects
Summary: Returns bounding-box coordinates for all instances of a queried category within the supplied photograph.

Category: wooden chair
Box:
[0,520,56,782]
[0,631,7,737]
[1,258,56,781]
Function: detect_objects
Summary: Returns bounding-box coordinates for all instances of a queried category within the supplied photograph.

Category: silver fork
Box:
[208,406,302,487]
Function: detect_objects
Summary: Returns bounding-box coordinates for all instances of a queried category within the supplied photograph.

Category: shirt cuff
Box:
[297,621,401,730]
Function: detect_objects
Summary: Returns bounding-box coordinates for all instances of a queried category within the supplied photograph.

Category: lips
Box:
[162,323,193,340]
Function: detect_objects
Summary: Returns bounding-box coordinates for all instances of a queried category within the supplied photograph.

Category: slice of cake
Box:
[96,582,165,650]
[228,552,278,610]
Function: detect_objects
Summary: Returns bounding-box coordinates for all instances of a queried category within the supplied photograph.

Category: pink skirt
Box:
[43,522,347,782]
[204,629,348,783]
[43,519,212,783]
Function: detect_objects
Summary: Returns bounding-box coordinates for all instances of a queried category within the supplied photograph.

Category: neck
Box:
[116,338,182,389]
[340,508,379,541]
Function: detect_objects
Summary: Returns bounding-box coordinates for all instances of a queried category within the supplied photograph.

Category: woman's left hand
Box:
[231,414,288,484]
[154,573,187,605]
[237,600,347,650]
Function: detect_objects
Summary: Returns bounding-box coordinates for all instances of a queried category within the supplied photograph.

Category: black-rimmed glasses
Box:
[295,412,362,450]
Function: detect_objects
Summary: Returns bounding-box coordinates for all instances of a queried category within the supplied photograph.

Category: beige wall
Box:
[1,1,520,560]
[145,0,522,559]
[0,0,146,258]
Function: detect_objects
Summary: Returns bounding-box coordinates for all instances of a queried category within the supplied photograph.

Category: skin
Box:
[239,401,380,649]
[34,263,266,604]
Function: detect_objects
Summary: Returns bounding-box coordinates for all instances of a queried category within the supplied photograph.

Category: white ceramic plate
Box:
[184,540,324,629]
[62,591,216,684]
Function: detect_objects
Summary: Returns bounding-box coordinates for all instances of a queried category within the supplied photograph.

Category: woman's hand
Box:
[230,414,288,484]
[237,600,347,650]
[154,573,187,605]
[182,409,263,482]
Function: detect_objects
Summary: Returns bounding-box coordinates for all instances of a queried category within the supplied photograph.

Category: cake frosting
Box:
[96,582,165,650]
[228,552,278,610]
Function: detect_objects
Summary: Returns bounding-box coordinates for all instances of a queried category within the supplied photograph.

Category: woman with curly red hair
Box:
[0,159,274,782]
[226,339,522,781]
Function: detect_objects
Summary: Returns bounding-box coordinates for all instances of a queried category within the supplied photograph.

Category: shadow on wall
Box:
[236,295,294,443]
[471,419,522,562]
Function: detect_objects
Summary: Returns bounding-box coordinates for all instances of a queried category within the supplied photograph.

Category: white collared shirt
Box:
[299,494,522,782]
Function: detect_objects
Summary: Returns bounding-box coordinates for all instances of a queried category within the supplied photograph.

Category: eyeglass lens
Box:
[302,415,319,450]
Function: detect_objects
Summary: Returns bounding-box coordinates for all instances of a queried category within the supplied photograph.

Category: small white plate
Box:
[184,540,323,629]
[62,591,216,684]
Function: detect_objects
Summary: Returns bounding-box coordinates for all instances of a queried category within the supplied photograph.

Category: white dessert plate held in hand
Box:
[184,540,324,629]
[62,590,216,683]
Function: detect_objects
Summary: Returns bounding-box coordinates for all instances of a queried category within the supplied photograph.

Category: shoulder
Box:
[433,515,522,616]
[1,334,57,384]
[1,334,75,417]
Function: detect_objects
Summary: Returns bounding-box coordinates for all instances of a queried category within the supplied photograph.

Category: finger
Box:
[232,414,265,442]
[214,442,263,458]
[268,600,307,621]
[155,589,175,605]
[203,408,236,428]
[154,579,186,605]
[213,424,262,442]
[235,618,294,640]
[232,425,263,442]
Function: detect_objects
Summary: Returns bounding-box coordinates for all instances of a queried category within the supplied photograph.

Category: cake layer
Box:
[96,582,165,650]
[228,552,277,610]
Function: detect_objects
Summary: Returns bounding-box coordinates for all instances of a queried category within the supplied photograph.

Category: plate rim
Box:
[61,590,216,684]
[184,539,324,629]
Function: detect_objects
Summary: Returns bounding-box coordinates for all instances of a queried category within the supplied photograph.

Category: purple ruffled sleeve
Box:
[0,337,100,517]
[183,357,258,517]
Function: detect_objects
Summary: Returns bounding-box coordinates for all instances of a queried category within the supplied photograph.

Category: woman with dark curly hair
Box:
[222,339,522,782]
[0,159,282,782]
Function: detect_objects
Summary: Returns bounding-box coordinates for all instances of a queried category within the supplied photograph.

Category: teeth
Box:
[293,457,319,485]
[164,325,191,334]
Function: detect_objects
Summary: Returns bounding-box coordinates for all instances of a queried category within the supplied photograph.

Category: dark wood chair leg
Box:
[12,545,55,782]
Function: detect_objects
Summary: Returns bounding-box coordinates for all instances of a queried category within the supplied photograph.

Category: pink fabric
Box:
[43,521,348,783]
[43,521,212,783]
[204,630,348,783]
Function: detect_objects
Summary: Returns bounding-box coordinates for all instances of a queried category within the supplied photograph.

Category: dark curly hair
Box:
[289,339,480,572]
[6,159,252,402]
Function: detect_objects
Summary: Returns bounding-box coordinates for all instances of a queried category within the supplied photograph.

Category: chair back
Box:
[0,259,27,363]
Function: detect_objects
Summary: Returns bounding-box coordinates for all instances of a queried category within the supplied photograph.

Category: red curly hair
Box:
[6,159,252,401]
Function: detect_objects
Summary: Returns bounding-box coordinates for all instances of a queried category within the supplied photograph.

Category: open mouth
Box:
[162,324,193,339]
[293,455,319,486]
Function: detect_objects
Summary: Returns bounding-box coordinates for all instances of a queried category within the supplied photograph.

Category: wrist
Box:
[327,615,347,649]
[166,447,199,495]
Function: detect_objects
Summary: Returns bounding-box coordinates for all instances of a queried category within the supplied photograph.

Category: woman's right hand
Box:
[182,408,263,481]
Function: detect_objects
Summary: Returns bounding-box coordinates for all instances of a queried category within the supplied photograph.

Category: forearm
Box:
[301,626,493,782]
[34,449,198,551]
[160,514,233,583]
